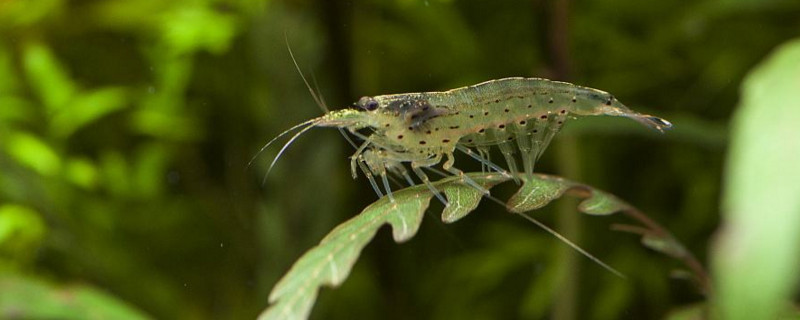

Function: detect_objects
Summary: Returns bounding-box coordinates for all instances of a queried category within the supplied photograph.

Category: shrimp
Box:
[260,77,671,205]
[255,74,673,278]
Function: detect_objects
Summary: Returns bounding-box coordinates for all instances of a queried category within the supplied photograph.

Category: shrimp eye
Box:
[606,94,615,106]
[358,96,379,111]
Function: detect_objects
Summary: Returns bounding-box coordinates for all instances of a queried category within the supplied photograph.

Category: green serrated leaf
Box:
[260,174,507,320]
[440,174,505,223]
[507,175,570,213]
[507,175,628,216]
[260,184,433,320]
[261,173,659,320]
[641,234,687,259]
[577,189,627,216]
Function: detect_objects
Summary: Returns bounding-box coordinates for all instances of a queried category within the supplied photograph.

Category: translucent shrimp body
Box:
[269,77,671,204]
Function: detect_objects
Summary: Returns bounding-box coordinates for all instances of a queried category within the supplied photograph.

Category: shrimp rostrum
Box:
[261,77,671,205]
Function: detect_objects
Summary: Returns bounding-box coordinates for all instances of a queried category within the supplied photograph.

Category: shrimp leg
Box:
[350,140,372,179]
[443,152,490,195]
[380,170,396,202]
[514,125,535,179]
[476,146,491,173]
[392,164,416,186]
[456,145,512,178]
[356,156,384,198]
[411,155,448,206]
[496,140,521,184]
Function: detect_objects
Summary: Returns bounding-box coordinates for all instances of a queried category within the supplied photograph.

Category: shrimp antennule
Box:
[262,120,320,184]
[286,35,326,112]
[286,35,358,149]
[248,118,319,170]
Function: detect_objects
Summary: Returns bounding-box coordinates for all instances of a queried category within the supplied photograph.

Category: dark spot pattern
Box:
[389,98,448,131]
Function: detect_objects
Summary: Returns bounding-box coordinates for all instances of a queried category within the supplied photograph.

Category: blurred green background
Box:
[1,0,798,319]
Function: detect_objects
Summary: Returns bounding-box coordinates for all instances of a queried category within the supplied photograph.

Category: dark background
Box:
[1,0,798,319]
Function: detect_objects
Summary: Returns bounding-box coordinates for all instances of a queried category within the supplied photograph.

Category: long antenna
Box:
[312,73,358,149]
[263,121,319,185]
[281,33,622,279]
[285,34,325,110]
[439,154,625,278]
[515,209,625,278]
[247,118,318,170]
[469,188,625,278]
[285,34,358,149]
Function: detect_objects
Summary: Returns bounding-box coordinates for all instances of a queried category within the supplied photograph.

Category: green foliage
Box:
[261,174,506,320]
[0,0,798,318]
[3,132,61,176]
[0,0,265,317]
[0,274,151,320]
[262,173,684,319]
[506,175,626,215]
[22,42,77,113]
[0,205,46,269]
[713,38,800,320]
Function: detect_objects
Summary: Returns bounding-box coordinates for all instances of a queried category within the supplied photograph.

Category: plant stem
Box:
[553,136,581,320]
[546,0,578,317]
[618,205,712,296]
[562,184,711,295]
